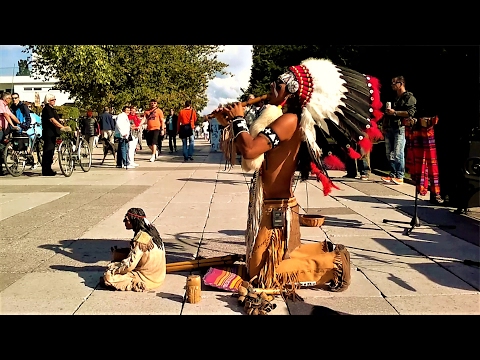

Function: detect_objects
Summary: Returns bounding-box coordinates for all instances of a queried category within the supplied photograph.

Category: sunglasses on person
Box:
[12,96,19,100]
[391,81,402,86]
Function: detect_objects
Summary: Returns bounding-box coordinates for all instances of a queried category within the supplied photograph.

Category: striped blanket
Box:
[405,117,440,196]
[202,265,248,292]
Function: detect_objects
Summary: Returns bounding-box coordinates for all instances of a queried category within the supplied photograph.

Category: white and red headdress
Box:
[278,58,384,194]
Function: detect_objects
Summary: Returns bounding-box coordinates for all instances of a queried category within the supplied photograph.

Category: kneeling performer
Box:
[213,58,383,296]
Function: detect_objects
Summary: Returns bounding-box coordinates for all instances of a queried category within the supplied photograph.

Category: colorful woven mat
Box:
[202,265,247,292]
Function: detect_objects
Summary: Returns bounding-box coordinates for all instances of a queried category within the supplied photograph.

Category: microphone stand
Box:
[383,184,455,236]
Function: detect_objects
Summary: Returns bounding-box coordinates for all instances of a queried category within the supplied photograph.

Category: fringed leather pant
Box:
[248,197,350,291]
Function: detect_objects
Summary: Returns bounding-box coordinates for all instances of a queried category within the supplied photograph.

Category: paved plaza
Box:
[1,139,479,315]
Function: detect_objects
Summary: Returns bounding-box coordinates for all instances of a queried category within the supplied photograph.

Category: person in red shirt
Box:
[127,106,143,167]
[177,100,197,161]
[144,99,165,162]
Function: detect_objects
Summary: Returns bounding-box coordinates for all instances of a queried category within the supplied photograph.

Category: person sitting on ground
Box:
[103,207,167,292]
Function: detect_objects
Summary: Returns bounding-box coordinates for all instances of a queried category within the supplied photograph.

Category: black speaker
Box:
[458,137,480,209]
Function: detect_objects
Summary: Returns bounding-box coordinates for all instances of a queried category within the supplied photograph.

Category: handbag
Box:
[179,109,194,139]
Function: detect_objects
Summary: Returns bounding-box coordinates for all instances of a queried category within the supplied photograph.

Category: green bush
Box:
[54,105,80,119]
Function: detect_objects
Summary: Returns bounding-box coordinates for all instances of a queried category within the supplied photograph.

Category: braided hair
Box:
[282,94,313,181]
[126,208,164,249]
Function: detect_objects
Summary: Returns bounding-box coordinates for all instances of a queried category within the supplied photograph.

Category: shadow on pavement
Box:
[156,292,184,303]
[338,195,479,246]
[322,216,365,228]
[368,235,479,292]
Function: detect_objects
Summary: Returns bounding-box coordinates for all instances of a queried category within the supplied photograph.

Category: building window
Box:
[24,87,32,90]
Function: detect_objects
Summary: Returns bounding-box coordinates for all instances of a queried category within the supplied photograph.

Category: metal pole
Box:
[11,63,15,92]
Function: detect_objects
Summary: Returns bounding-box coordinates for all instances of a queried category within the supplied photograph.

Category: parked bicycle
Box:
[2,123,44,177]
[57,118,92,177]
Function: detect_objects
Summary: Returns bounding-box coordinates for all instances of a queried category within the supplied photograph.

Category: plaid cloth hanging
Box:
[405,116,441,196]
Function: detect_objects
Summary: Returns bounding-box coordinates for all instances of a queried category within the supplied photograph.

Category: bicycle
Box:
[2,123,44,177]
[57,119,92,177]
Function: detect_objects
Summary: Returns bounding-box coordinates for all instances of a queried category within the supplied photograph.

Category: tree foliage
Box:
[241,45,360,101]
[16,59,31,76]
[22,45,230,114]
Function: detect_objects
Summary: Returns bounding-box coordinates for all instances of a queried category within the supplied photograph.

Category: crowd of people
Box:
[0,94,221,175]
[1,77,440,205]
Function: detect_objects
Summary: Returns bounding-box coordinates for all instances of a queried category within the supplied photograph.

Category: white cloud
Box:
[202,45,253,115]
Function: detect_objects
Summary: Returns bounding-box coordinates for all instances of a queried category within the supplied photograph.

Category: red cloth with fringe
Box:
[405,117,440,196]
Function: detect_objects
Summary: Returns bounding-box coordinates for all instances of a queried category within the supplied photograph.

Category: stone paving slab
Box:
[321,214,387,238]
[287,296,398,315]
[198,237,246,258]
[385,294,480,315]
[357,263,478,297]
[0,247,57,273]
[0,272,26,292]
[0,192,70,221]
[75,288,184,315]
[341,180,408,197]
[0,271,99,314]
[438,261,480,291]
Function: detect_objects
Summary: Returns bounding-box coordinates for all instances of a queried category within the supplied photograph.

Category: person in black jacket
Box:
[41,93,69,176]
[381,76,417,185]
[165,108,178,153]
[10,93,31,134]
[80,110,96,151]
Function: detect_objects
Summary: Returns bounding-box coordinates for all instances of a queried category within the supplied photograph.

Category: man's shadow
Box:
[38,237,211,289]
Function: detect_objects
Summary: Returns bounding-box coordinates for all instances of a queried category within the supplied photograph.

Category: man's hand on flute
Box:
[225,102,245,119]
[211,108,230,127]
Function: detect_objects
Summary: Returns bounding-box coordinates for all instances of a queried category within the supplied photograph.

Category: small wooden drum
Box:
[186,275,202,304]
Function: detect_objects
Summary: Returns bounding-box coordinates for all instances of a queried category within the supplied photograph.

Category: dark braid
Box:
[283,95,312,181]
[126,208,164,249]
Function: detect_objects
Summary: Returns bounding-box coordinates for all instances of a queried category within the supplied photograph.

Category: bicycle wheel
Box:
[58,141,74,177]
[3,143,26,177]
[78,139,92,172]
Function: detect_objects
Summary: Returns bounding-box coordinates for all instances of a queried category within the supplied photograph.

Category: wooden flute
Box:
[206,94,269,119]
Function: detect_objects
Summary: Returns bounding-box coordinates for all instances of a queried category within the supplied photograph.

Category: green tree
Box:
[22,45,230,114]
[16,59,31,76]
[241,45,359,101]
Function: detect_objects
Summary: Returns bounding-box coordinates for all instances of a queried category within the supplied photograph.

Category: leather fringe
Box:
[131,280,147,292]
[220,124,237,169]
[257,228,284,289]
[137,241,154,252]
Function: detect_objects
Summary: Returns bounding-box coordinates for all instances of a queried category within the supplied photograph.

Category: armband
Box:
[232,117,249,139]
[259,126,280,149]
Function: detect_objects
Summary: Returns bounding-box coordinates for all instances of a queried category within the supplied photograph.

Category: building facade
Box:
[0,75,73,106]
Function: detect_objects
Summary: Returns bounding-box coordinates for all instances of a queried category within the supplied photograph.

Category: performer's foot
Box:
[326,240,335,252]
[328,244,351,292]
[381,176,392,183]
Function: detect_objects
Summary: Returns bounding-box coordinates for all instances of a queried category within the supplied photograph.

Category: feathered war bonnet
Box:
[279,58,384,195]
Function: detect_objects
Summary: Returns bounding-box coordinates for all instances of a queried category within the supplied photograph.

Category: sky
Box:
[0,45,253,115]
